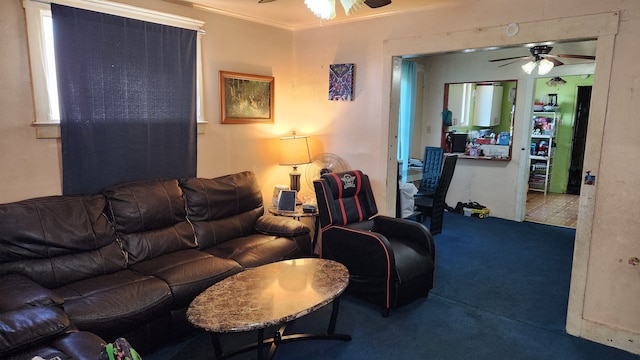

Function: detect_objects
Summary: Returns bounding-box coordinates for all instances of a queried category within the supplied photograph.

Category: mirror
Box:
[442,80,517,160]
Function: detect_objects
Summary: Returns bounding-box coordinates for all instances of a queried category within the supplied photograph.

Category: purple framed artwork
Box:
[328,63,354,101]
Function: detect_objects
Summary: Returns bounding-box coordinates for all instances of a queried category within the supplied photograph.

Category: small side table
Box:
[268,206,320,254]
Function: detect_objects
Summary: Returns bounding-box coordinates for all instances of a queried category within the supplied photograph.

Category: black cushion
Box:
[103,179,197,265]
[129,249,242,308]
[0,195,124,288]
[55,270,172,339]
[0,274,64,312]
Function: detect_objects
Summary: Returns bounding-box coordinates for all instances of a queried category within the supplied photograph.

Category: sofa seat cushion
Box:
[129,249,242,308]
[4,330,105,360]
[203,234,301,268]
[55,269,172,338]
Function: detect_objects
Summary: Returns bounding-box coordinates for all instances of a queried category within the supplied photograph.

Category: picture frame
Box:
[219,71,274,124]
[277,190,297,212]
[328,63,355,101]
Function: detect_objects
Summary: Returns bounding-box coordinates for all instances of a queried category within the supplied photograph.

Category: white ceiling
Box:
[174,0,448,30]
[171,0,597,59]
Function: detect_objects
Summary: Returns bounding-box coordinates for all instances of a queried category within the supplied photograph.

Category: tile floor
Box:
[525,191,579,228]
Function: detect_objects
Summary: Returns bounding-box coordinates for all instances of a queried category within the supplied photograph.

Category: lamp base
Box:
[289,168,303,205]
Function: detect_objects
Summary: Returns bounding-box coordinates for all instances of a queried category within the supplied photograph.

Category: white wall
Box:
[290,3,640,355]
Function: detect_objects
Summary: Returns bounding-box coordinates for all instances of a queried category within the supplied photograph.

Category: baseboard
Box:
[568,318,640,355]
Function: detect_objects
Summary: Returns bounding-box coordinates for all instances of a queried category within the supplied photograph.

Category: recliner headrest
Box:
[322,170,364,200]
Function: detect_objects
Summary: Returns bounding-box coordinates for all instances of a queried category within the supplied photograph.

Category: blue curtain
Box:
[52,4,197,195]
[398,60,417,181]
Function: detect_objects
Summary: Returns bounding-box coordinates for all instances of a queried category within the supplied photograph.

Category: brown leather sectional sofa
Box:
[0,171,312,358]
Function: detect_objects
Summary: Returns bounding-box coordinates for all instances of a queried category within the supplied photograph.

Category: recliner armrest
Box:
[321,225,396,279]
[0,274,64,313]
[255,215,310,237]
[0,306,70,357]
[372,215,436,258]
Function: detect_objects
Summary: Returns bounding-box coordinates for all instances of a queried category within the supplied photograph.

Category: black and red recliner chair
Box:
[313,170,436,317]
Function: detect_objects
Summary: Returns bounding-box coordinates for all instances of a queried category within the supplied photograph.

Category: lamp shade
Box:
[537,58,554,75]
[521,61,536,74]
[279,135,311,166]
[305,0,336,20]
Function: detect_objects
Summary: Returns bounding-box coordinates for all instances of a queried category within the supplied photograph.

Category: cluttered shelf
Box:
[445,152,510,161]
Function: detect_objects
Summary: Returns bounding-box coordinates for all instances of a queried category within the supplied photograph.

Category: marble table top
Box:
[268,206,318,218]
[187,258,349,333]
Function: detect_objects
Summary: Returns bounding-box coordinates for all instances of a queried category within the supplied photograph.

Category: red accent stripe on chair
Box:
[332,226,392,310]
[329,173,348,225]
[353,171,364,221]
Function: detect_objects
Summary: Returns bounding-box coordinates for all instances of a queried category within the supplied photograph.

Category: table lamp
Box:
[279,131,311,205]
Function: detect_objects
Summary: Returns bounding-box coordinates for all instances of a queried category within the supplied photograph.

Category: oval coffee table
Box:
[187,258,351,359]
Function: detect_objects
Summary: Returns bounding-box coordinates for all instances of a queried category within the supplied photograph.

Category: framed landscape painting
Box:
[219,71,274,124]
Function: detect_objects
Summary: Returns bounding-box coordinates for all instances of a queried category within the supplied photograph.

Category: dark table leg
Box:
[312,215,320,255]
[211,333,223,358]
[327,296,341,335]
[206,298,350,360]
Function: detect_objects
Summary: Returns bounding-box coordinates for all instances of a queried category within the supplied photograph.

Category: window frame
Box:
[23,0,207,139]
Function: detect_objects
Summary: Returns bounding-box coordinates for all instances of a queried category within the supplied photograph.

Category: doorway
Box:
[567,86,592,195]
[525,80,592,228]
[381,13,618,347]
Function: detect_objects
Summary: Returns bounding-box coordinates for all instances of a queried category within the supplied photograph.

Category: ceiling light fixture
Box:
[521,57,555,75]
[537,58,554,75]
[305,0,366,20]
[546,77,567,87]
[521,61,537,74]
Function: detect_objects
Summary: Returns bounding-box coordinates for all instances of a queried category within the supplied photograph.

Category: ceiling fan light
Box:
[546,77,567,87]
[340,0,365,15]
[305,0,336,20]
[538,58,554,75]
[521,61,536,74]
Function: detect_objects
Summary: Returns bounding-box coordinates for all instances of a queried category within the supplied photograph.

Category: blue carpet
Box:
[146,213,639,360]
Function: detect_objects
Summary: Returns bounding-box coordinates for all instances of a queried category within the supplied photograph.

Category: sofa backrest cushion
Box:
[0,195,124,288]
[103,179,196,264]
[180,171,263,249]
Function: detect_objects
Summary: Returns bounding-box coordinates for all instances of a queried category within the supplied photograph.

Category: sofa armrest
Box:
[255,215,310,237]
[0,307,70,357]
[0,274,64,313]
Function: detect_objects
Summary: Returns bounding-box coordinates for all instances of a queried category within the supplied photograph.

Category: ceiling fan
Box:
[489,45,595,74]
[258,0,392,10]
[264,0,391,20]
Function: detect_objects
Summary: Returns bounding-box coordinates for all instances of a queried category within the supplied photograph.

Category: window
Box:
[23,0,206,138]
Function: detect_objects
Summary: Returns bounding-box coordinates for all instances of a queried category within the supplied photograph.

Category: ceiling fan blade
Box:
[497,59,526,68]
[365,0,391,8]
[489,55,529,63]
[556,54,596,60]
[258,0,276,3]
[541,55,564,66]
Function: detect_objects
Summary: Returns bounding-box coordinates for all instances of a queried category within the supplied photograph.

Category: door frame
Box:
[380,12,627,351]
